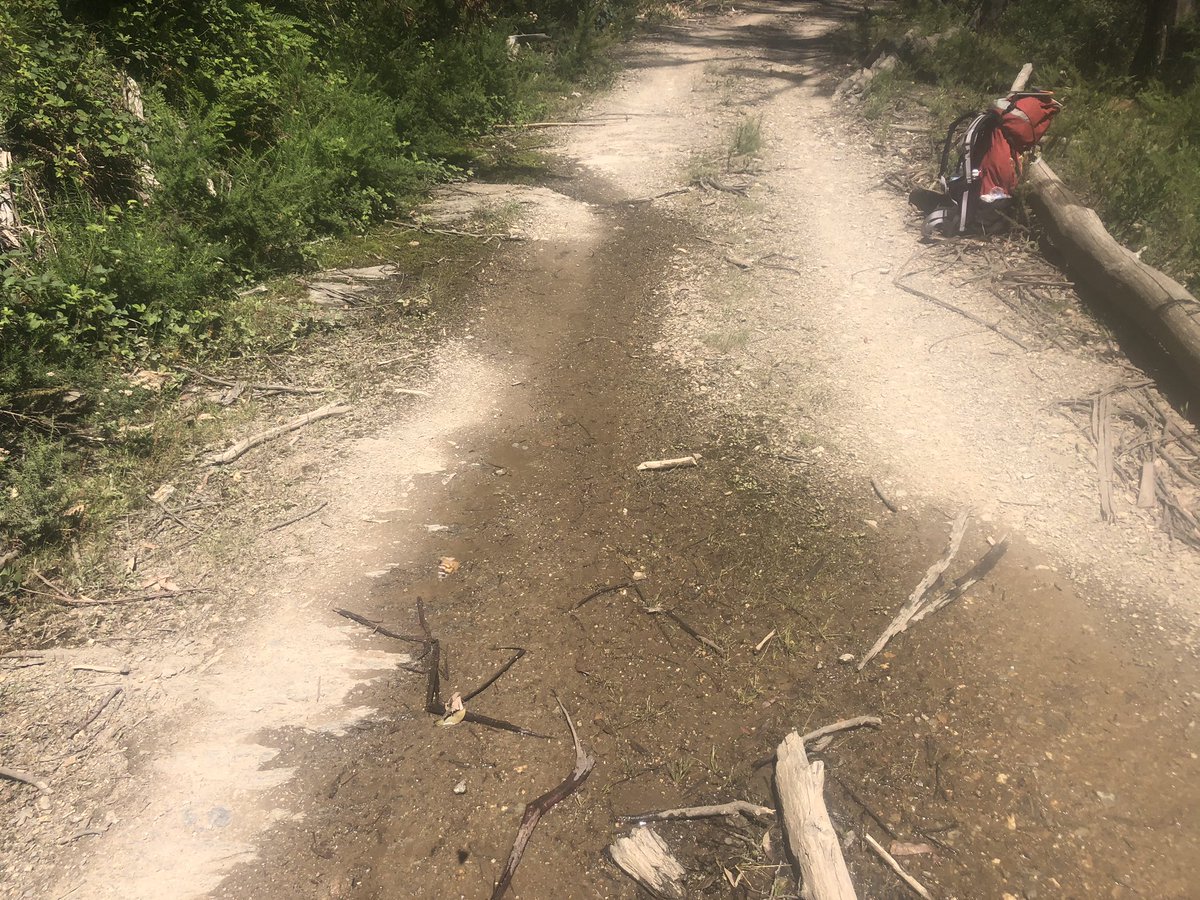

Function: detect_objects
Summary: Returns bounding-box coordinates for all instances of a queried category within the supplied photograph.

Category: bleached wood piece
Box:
[637,456,697,472]
[803,716,884,752]
[864,833,932,899]
[775,731,858,900]
[1010,63,1034,92]
[858,511,969,670]
[0,149,19,250]
[618,799,775,823]
[208,403,351,465]
[608,826,686,899]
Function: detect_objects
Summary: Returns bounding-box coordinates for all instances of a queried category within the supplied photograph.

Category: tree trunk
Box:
[1133,0,1197,79]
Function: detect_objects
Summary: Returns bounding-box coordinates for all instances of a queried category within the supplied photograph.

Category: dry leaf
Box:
[438,692,466,727]
[438,556,460,578]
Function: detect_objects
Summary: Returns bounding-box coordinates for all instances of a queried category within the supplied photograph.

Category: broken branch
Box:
[864,832,932,899]
[618,799,774,824]
[775,731,858,900]
[208,402,351,465]
[637,455,697,472]
[491,698,596,899]
[608,827,686,899]
[859,510,969,670]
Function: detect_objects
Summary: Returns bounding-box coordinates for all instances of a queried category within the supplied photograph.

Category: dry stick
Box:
[208,403,351,465]
[1095,391,1117,522]
[870,477,899,513]
[572,582,632,611]
[68,687,123,741]
[179,366,325,396]
[655,608,724,655]
[913,537,1009,624]
[752,717,884,770]
[493,121,607,129]
[828,772,900,841]
[618,799,775,824]
[864,833,932,900]
[858,510,970,671]
[804,716,885,752]
[264,501,328,533]
[0,766,51,793]
[894,276,1031,351]
[422,629,547,739]
[461,648,527,703]
[491,698,596,900]
[774,731,858,900]
[72,664,130,675]
[333,608,425,644]
[637,455,697,472]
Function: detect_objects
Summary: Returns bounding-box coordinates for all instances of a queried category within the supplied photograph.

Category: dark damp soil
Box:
[209,166,1200,900]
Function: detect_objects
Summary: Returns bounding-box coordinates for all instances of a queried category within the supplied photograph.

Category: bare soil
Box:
[4,3,1200,900]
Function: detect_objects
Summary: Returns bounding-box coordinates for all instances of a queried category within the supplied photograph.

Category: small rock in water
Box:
[453,780,467,795]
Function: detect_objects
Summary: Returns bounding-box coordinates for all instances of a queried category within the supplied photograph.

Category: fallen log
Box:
[1025,158,1200,387]
[775,731,858,900]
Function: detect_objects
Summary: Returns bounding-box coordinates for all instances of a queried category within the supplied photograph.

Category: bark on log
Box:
[775,731,858,900]
[1025,158,1200,388]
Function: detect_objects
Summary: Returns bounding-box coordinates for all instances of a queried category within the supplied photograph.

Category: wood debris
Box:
[774,731,858,900]
[607,826,686,899]
[618,799,774,824]
[637,455,697,472]
[491,698,595,899]
[859,510,969,670]
[864,832,932,899]
[208,403,351,465]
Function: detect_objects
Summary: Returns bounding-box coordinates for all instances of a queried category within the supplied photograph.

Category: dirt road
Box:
[7,3,1200,898]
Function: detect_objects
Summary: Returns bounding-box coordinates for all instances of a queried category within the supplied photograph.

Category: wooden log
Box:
[1025,158,1200,388]
[608,826,686,899]
[774,731,858,900]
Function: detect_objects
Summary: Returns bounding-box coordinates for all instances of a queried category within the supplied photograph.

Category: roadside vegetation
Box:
[0,0,659,600]
[851,0,1200,292]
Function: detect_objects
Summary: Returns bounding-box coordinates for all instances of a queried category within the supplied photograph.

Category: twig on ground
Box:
[180,366,325,396]
[461,648,527,703]
[333,608,425,644]
[71,664,130,675]
[208,403,351,465]
[637,455,697,472]
[829,773,900,841]
[894,274,1030,351]
[1095,391,1117,521]
[572,582,632,611]
[870,477,899,513]
[752,717,884,769]
[859,510,970,670]
[864,833,932,899]
[68,687,123,740]
[0,766,51,793]
[649,607,725,655]
[494,121,607,129]
[491,698,596,900]
[618,799,775,824]
[264,501,328,533]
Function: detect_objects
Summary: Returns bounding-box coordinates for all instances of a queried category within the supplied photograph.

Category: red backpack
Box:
[914,90,1062,236]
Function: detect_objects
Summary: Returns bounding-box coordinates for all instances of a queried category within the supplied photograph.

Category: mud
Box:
[210,171,1200,899]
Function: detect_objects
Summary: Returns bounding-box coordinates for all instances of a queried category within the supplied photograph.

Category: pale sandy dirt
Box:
[5,3,1200,899]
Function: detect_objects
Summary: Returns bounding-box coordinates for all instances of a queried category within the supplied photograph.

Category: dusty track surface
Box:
[6,3,1200,899]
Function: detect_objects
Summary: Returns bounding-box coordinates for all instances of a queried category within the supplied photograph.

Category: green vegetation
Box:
[857,0,1200,291]
[0,0,652,587]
